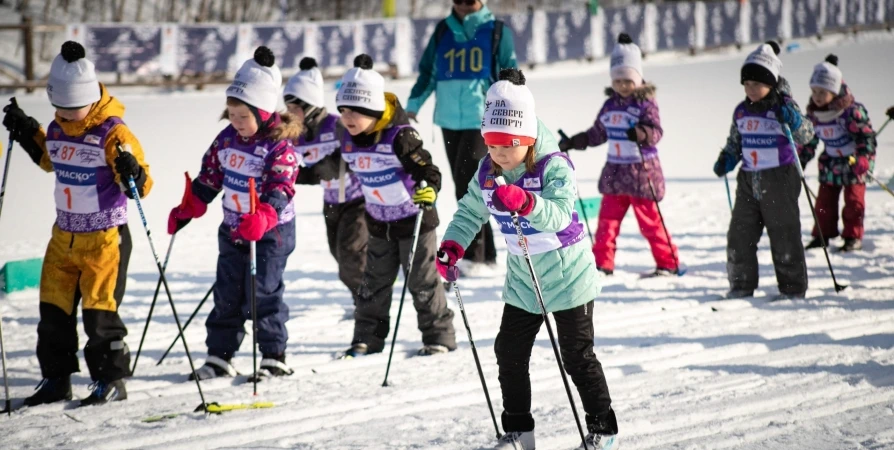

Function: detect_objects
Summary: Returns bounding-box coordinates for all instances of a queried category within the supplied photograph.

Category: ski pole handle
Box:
[494,176,519,222]
[437,252,459,282]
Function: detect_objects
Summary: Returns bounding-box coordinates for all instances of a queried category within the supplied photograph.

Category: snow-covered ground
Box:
[1,33,894,449]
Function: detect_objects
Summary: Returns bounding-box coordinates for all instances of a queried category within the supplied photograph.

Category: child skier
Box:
[559,33,681,277]
[438,68,619,450]
[712,41,815,300]
[285,57,368,305]
[336,54,456,358]
[167,47,301,379]
[798,55,876,253]
[1,41,152,406]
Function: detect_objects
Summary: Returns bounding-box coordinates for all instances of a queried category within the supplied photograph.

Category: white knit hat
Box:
[481,68,537,147]
[227,46,283,114]
[47,41,101,109]
[284,57,325,108]
[810,54,843,95]
[336,54,386,118]
[741,41,782,86]
[610,33,643,87]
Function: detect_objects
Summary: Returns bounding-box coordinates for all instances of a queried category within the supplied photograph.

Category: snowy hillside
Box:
[1,33,894,449]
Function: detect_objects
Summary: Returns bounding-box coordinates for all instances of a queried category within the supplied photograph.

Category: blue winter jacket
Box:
[406,6,518,131]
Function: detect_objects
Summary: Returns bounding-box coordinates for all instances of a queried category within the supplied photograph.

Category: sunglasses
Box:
[453,0,477,5]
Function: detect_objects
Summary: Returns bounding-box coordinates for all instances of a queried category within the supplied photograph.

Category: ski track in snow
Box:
[2,35,894,449]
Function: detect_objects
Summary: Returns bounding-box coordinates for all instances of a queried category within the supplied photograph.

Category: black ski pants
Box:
[494,301,612,432]
[727,164,808,295]
[352,231,456,353]
[323,198,368,299]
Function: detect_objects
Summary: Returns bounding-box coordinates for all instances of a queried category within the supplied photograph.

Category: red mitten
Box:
[236,203,278,241]
[436,240,465,281]
[852,156,870,176]
[492,184,535,216]
[167,173,207,235]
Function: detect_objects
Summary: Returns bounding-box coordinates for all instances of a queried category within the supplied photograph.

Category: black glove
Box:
[2,100,40,143]
[3,100,45,165]
[713,151,738,177]
[887,106,894,121]
[114,151,142,181]
[626,127,639,142]
[558,137,572,152]
[557,130,589,152]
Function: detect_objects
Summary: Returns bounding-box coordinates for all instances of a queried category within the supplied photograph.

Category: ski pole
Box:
[382,181,427,388]
[1,99,18,416]
[131,234,175,374]
[0,98,18,223]
[558,130,595,247]
[780,127,847,292]
[876,117,891,136]
[248,178,259,396]
[495,176,587,447]
[156,283,215,366]
[441,265,501,439]
[629,122,682,275]
[723,175,733,212]
[133,172,192,373]
[116,142,209,411]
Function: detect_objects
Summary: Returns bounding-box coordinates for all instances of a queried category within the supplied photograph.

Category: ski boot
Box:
[493,431,535,450]
[772,292,806,301]
[24,375,73,407]
[417,344,451,356]
[577,409,620,450]
[805,237,829,250]
[339,343,369,360]
[189,355,238,380]
[258,354,294,377]
[724,289,754,299]
[642,262,687,278]
[597,267,613,276]
[839,238,862,252]
[79,379,127,407]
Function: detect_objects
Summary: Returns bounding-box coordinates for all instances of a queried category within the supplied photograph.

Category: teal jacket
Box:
[442,120,601,314]
[406,6,518,131]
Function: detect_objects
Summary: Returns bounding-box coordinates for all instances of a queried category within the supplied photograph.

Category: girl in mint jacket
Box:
[437,69,619,450]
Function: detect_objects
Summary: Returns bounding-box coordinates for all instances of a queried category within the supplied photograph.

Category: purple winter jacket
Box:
[575,84,666,201]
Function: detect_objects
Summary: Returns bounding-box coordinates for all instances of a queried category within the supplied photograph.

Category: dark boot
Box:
[79,379,127,407]
[24,375,72,407]
[805,237,829,250]
[339,343,369,359]
[724,289,754,299]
